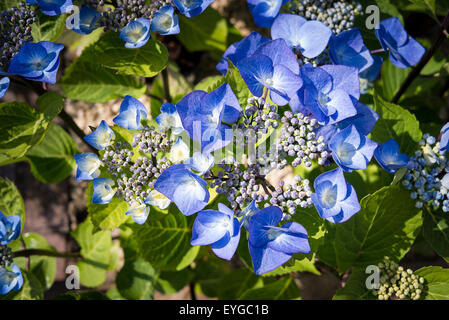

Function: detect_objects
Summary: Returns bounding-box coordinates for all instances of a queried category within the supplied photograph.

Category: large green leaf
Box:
[415,266,449,300]
[84,32,168,77]
[31,12,67,42]
[131,207,199,271]
[333,269,376,300]
[0,177,25,228]
[370,93,422,155]
[217,268,262,300]
[422,207,449,263]
[25,123,79,184]
[239,276,301,300]
[375,60,410,101]
[155,268,193,295]
[318,185,422,273]
[116,257,156,300]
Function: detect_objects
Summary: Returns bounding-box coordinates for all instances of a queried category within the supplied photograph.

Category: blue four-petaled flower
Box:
[92,178,116,205]
[120,18,151,49]
[151,5,180,35]
[84,120,116,150]
[0,211,21,246]
[113,96,148,131]
[71,5,101,35]
[155,102,184,135]
[74,153,102,181]
[173,0,214,18]
[374,139,410,174]
[0,77,9,99]
[0,264,23,295]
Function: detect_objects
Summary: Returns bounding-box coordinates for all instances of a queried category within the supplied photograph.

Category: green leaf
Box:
[422,208,449,263]
[155,269,192,295]
[0,177,25,228]
[25,123,79,184]
[116,257,156,300]
[59,53,146,103]
[71,217,112,287]
[31,12,67,42]
[319,185,422,273]
[194,76,223,91]
[239,276,301,300]
[53,291,110,300]
[193,254,231,297]
[415,266,449,300]
[0,0,21,10]
[333,269,377,300]
[371,93,422,155]
[131,207,199,271]
[85,32,168,77]
[217,268,261,299]
[375,60,410,101]
[177,7,228,53]
[86,182,130,230]
[36,91,65,121]
[0,270,44,300]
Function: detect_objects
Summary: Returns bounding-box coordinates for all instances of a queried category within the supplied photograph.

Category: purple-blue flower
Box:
[155,103,184,135]
[0,212,21,246]
[248,206,310,275]
[173,0,214,18]
[74,153,102,181]
[374,139,410,174]
[290,64,359,125]
[176,83,241,153]
[92,178,116,205]
[0,77,9,98]
[26,0,72,16]
[8,41,64,85]
[71,5,101,35]
[150,5,180,35]
[311,167,361,223]
[375,17,425,69]
[328,125,377,172]
[113,96,148,130]
[329,28,374,74]
[120,18,151,49]
[0,264,23,295]
[271,14,331,58]
[216,32,270,75]
[440,122,449,153]
[237,39,302,106]
[155,164,209,216]
[191,203,241,260]
[84,120,115,150]
[247,0,284,28]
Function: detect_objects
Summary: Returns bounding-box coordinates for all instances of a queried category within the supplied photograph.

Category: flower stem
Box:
[392,12,449,104]
[12,249,81,259]
[161,68,172,103]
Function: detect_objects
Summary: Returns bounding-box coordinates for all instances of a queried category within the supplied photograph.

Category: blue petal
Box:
[84,120,115,150]
[267,222,311,254]
[191,210,230,246]
[211,218,241,260]
[249,243,292,275]
[248,206,283,247]
[247,0,283,28]
[113,96,147,130]
[0,77,9,98]
[238,54,273,98]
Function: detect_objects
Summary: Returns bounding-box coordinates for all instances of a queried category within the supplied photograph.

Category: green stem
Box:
[13,249,81,259]
[161,68,172,103]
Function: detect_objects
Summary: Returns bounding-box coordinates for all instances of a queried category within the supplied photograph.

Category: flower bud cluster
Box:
[0,246,13,268]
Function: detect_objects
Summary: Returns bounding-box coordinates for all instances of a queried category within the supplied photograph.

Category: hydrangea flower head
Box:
[120,18,151,49]
[71,5,101,35]
[0,77,9,98]
[150,5,180,35]
[84,120,115,150]
[375,17,425,69]
[155,164,209,216]
[8,41,64,84]
[0,264,23,295]
[237,39,302,106]
[74,153,102,181]
[271,14,332,58]
[191,203,241,260]
[248,206,310,275]
[92,178,116,205]
[374,139,410,174]
[26,0,72,16]
[0,212,21,246]
[113,96,147,131]
[328,125,377,172]
[311,167,361,223]
[173,0,214,18]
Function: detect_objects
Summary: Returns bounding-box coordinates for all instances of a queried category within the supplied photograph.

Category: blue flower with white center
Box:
[0,77,9,98]
[191,203,241,260]
[247,206,310,275]
[237,39,302,106]
[271,14,332,59]
[84,120,115,150]
[374,139,410,174]
[8,41,64,85]
[155,164,209,216]
[375,17,425,69]
[217,32,270,75]
[120,18,151,49]
[176,83,241,153]
[155,103,184,135]
[26,0,72,16]
[150,5,180,35]
[92,178,116,205]
[185,152,214,176]
[170,137,190,163]
[74,153,102,181]
[0,264,23,295]
[247,0,284,28]
[173,0,214,18]
[145,190,171,210]
[359,55,383,81]
[240,200,259,230]
[289,64,359,125]
[311,167,361,223]
[329,28,374,74]
[113,96,148,130]
[0,212,21,246]
[125,201,150,225]
[71,5,101,35]
[440,122,449,153]
[328,125,377,172]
